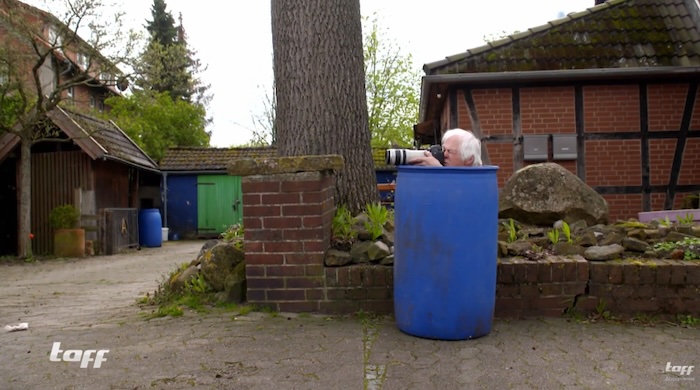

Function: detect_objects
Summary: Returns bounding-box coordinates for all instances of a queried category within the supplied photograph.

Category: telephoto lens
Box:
[385,146,444,166]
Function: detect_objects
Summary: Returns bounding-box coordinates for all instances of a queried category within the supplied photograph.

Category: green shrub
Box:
[49,204,80,229]
[364,202,389,240]
[332,204,356,242]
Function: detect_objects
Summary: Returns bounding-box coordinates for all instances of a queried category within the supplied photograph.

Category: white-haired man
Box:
[410,128,483,167]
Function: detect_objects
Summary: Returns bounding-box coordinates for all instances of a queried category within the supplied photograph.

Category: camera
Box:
[385,145,445,165]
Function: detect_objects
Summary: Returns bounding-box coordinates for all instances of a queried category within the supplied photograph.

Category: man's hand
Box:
[409,151,442,166]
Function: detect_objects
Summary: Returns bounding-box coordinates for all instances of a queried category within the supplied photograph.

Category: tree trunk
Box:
[271,0,378,214]
[18,136,32,258]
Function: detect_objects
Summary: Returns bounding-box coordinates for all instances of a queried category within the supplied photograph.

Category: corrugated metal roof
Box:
[425,0,700,74]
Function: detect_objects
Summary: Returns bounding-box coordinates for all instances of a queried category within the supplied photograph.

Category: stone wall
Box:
[231,156,700,317]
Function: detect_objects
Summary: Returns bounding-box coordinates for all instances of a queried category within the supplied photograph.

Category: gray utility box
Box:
[523,135,549,161]
[552,134,577,160]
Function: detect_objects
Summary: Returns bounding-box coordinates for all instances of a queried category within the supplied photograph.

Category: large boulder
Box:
[499,163,609,226]
[200,241,245,292]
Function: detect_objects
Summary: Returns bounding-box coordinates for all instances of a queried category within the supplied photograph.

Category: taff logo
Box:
[665,362,694,376]
[49,342,109,368]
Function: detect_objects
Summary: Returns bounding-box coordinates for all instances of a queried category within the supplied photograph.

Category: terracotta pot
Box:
[54,229,85,257]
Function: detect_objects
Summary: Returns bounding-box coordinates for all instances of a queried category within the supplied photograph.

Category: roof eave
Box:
[419,66,700,121]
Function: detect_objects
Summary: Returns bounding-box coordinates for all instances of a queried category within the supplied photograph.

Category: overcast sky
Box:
[28,0,597,147]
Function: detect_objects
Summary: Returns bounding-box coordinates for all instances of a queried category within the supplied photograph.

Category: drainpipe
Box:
[162,172,168,227]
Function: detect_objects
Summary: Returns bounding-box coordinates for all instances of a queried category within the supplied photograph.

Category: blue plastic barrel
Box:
[394,165,499,340]
[138,208,162,248]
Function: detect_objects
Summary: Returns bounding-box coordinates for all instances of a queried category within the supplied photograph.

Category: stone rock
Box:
[552,242,586,256]
[197,239,220,261]
[499,163,609,226]
[621,237,651,252]
[627,229,647,240]
[692,226,700,237]
[169,264,199,292]
[599,231,625,246]
[577,231,598,247]
[381,229,394,247]
[507,241,533,256]
[383,219,395,233]
[643,229,662,240]
[325,249,353,267]
[665,231,694,242]
[367,241,391,261]
[568,220,588,235]
[498,241,509,257]
[584,244,625,261]
[200,242,245,292]
[220,261,247,303]
[350,241,373,263]
[380,254,394,265]
[529,236,551,248]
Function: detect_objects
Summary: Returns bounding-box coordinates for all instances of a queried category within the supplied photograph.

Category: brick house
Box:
[416,0,700,221]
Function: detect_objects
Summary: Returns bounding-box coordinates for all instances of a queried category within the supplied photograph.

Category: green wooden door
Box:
[197,175,242,236]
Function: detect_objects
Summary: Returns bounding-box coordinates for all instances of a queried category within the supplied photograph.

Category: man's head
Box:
[441,128,483,167]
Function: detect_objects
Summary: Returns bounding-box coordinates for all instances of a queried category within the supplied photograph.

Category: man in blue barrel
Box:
[410,128,483,167]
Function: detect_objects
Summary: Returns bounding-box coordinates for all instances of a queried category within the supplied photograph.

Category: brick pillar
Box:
[230,156,342,312]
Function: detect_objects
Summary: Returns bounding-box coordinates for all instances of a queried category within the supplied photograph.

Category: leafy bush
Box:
[49,204,80,229]
[221,224,245,250]
[332,205,356,250]
[364,202,388,241]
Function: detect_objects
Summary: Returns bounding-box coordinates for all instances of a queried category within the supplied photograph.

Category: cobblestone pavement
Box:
[0,241,698,389]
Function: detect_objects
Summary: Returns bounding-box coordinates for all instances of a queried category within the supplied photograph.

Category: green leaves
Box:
[362,13,420,148]
[364,202,389,241]
[104,90,209,161]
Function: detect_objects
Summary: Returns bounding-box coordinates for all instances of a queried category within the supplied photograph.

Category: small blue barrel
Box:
[138,208,162,248]
[394,165,499,340]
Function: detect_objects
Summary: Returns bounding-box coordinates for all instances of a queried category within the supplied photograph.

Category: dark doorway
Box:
[0,158,18,256]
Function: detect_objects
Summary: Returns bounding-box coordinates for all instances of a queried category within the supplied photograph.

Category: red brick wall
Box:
[648,84,689,131]
[241,171,393,314]
[243,172,335,312]
[446,82,698,221]
[583,85,640,132]
[521,87,576,134]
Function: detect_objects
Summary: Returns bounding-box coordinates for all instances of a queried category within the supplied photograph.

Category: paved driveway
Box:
[1,241,699,389]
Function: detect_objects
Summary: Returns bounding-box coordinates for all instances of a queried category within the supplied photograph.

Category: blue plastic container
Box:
[138,208,163,248]
[394,165,499,340]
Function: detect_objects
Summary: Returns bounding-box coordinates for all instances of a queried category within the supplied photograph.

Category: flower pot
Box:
[54,228,85,257]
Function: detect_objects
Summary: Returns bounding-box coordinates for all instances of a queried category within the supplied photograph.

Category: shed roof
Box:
[160,146,396,172]
[425,0,700,74]
[159,147,277,171]
[0,106,158,171]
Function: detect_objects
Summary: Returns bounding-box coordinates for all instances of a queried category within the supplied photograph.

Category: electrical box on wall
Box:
[523,135,549,161]
[552,134,577,160]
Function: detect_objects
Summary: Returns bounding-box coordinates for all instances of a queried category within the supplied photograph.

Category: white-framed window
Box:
[66,86,74,98]
[97,99,104,112]
[77,53,89,70]
[89,95,96,108]
[47,25,62,47]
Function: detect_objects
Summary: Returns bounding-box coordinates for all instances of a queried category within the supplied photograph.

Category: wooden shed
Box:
[159,147,277,239]
[417,0,700,221]
[0,106,160,255]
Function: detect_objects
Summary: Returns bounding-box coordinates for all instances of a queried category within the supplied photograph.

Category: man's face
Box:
[442,137,463,166]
